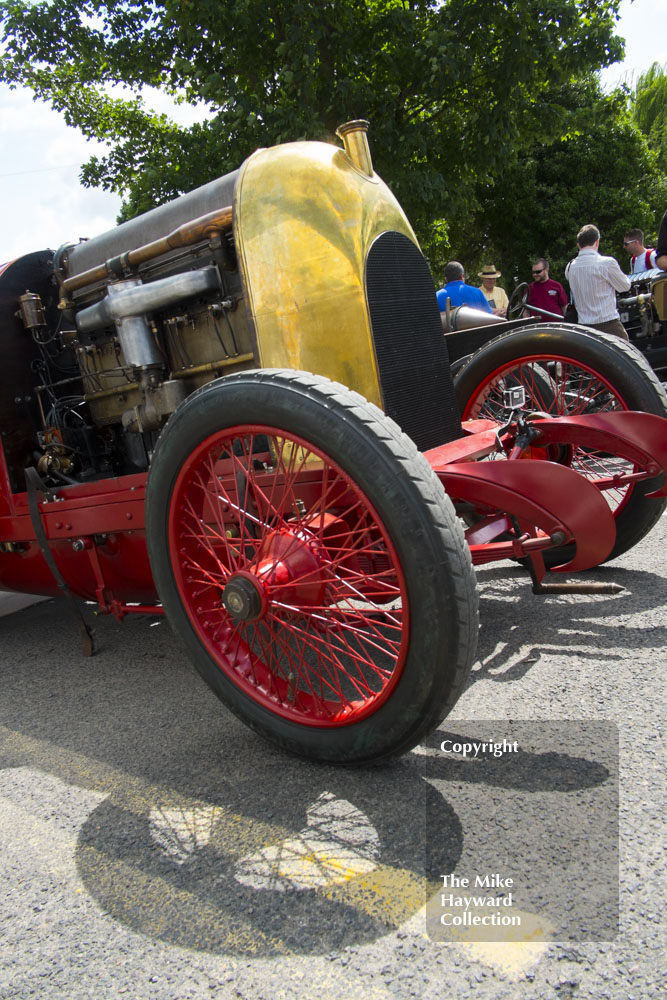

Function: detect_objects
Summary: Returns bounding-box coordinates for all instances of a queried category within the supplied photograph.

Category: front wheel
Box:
[146,370,478,764]
[454,325,667,564]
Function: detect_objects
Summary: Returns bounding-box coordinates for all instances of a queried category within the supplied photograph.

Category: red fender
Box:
[430,459,617,573]
[528,411,667,497]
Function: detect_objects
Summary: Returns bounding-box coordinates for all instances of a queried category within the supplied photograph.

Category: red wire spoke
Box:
[179,516,232,581]
[462,354,638,516]
[523,364,552,412]
[268,596,403,650]
[169,424,409,726]
[242,615,353,712]
[264,434,310,523]
[275,609,402,671]
[264,613,384,705]
[269,618,348,708]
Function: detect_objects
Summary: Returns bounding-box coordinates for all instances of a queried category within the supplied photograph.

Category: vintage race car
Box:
[475,265,667,376]
[617,267,667,375]
[1,121,666,764]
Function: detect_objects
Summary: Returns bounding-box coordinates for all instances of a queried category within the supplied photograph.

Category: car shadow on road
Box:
[469,562,667,685]
[0,595,621,955]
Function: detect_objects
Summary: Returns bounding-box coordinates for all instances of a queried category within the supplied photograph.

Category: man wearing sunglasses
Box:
[623,229,657,273]
[526,258,567,321]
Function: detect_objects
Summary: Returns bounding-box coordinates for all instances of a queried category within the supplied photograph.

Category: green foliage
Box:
[0,0,626,237]
[631,61,667,140]
[5,0,660,295]
[457,79,666,287]
[630,62,667,219]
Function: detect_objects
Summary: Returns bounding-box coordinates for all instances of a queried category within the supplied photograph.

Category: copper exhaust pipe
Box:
[60,205,233,300]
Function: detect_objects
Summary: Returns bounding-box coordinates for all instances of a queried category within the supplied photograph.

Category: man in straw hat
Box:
[478,264,509,316]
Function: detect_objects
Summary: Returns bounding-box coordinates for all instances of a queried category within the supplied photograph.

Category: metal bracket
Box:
[24,467,95,655]
[524,553,624,596]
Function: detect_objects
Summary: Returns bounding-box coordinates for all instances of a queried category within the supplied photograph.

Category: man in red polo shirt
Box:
[526,258,568,321]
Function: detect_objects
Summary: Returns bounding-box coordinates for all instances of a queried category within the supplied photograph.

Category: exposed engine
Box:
[0,171,255,491]
[616,268,667,375]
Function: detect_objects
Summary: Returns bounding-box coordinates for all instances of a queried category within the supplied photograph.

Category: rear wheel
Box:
[146,370,478,764]
[454,325,667,563]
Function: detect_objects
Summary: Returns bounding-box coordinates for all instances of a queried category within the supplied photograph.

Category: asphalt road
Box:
[0,516,665,1000]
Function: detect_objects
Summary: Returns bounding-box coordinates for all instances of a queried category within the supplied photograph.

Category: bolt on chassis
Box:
[1,121,667,764]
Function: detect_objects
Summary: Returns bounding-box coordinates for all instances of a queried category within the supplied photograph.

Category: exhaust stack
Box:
[336,120,374,177]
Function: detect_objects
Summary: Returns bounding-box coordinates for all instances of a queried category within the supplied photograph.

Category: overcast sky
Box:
[1,0,667,265]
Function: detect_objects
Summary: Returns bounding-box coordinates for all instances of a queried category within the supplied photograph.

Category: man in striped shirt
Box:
[565,224,631,340]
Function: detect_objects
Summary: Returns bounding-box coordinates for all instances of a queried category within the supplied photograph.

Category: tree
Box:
[631,60,667,158]
[450,78,666,285]
[629,60,667,228]
[0,0,625,241]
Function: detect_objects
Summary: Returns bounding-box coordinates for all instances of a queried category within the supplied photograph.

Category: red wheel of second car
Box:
[454,325,667,563]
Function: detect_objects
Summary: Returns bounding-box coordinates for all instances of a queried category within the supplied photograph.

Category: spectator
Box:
[564,224,630,340]
[623,229,657,272]
[656,211,667,270]
[526,258,567,321]
[436,261,492,313]
[477,264,509,316]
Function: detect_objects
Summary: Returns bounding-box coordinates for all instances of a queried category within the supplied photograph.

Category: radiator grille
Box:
[365,232,461,451]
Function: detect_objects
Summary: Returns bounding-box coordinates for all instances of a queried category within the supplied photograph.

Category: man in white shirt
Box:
[623,228,657,273]
[565,224,631,340]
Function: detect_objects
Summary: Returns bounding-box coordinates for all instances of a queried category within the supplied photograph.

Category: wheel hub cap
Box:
[222,574,264,621]
[221,528,328,621]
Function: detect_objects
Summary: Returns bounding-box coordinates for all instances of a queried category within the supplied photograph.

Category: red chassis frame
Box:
[1,409,666,620]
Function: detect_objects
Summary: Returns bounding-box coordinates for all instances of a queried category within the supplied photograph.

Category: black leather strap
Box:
[25,467,95,656]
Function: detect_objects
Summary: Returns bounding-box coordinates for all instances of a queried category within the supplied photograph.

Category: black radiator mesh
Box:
[365,232,462,451]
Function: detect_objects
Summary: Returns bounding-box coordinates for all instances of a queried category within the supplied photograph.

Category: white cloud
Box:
[1,0,666,264]
[600,0,667,91]
[0,78,212,264]
[0,85,122,262]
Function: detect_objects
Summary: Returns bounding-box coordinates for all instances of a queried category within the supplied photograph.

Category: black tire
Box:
[454,324,667,564]
[146,369,478,765]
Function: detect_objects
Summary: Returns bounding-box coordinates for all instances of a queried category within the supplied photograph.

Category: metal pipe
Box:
[532,580,624,594]
[442,305,507,332]
[76,267,221,334]
[169,352,255,379]
[62,205,233,297]
[84,381,140,403]
[617,293,652,307]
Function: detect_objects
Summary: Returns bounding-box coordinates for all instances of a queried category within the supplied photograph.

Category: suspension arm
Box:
[424,456,617,573]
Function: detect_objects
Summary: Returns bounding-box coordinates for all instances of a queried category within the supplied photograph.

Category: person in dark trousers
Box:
[565,225,630,340]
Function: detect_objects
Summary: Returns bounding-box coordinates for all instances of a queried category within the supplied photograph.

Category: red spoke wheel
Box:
[455,325,667,564]
[146,370,478,764]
